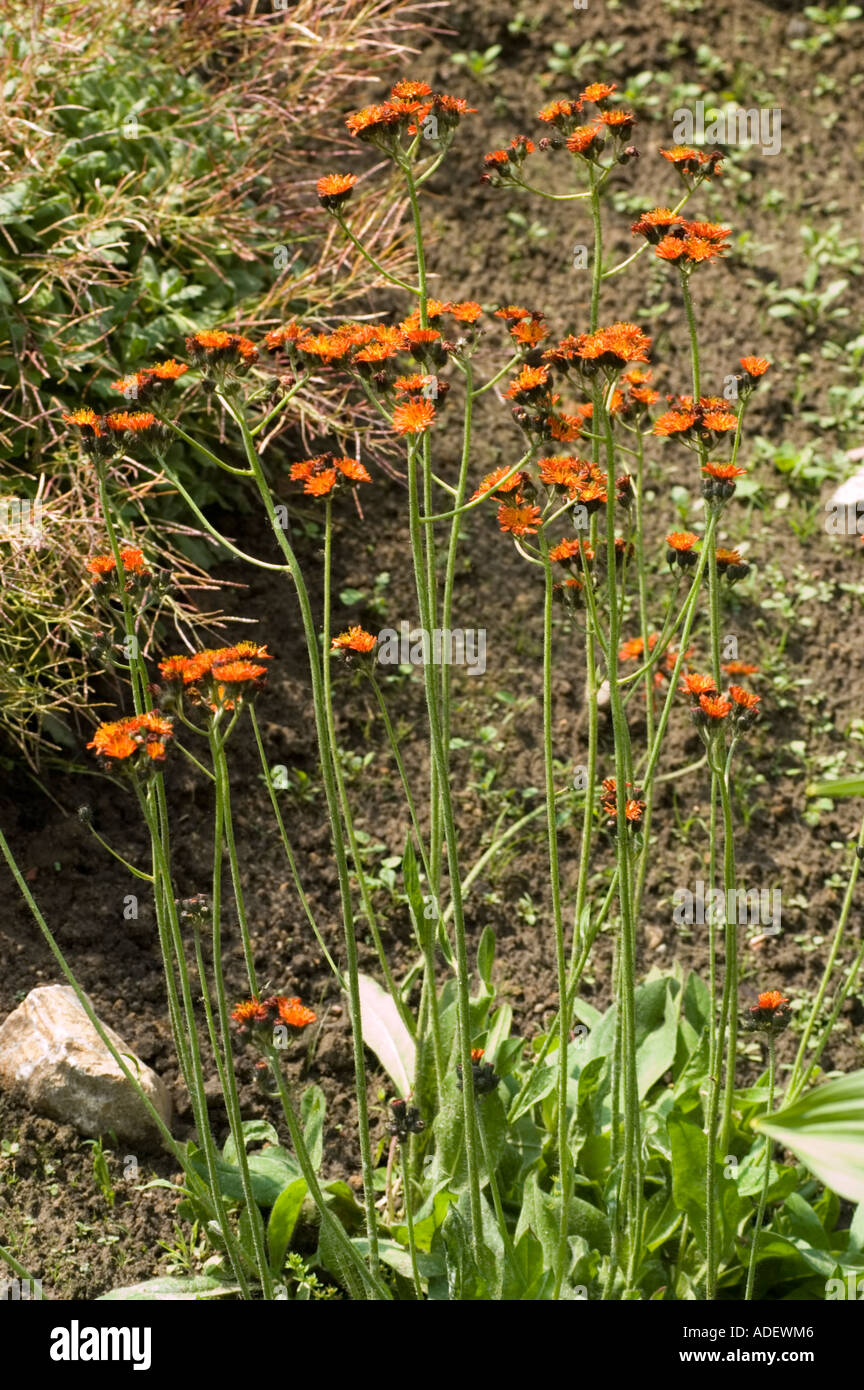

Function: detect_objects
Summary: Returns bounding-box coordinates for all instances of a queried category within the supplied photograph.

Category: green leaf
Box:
[98,1275,239,1301]
[357,973,415,1096]
[192,1149,300,1208]
[755,1070,864,1203]
[806,774,864,798]
[301,1084,326,1174]
[508,1063,558,1123]
[636,977,679,1099]
[476,925,496,987]
[222,1119,279,1165]
[267,1178,308,1273]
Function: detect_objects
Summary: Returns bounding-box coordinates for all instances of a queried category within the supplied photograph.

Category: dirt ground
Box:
[2,0,864,1297]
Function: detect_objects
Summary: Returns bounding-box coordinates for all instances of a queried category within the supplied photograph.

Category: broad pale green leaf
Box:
[755,1070,864,1203]
[301,1084,326,1174]
[98,1275,238,1301]
[357,972,415,1096]
[267,1178,308,1274]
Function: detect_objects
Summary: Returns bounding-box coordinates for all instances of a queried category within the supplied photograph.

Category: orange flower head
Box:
[317,173,358,209]
[699,693,732,720]
[723,661,758,676]
[680,673,717,697]
[728,685,760,711]
[566,124,603,156]
[331,626,377,655]
[275,996,317,1029]
[497,502,541,536]
[104,411,156,433]
[666,531,698,552]
[504,364,550,400]
[580,82,617,104]
[63,407,103,436]
[756,990,788,1012]
[392,397,436,435]
[740,356,770,378]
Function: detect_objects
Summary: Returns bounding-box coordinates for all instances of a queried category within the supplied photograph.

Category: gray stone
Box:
[0,984,172,1145]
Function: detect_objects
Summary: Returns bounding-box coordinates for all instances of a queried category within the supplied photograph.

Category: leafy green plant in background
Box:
[0,0,427,767]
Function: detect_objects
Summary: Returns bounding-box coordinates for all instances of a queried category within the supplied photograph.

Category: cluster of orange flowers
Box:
[231,994,316,1042]
[290,454,371,497]
[631,209,731,266]
[62,406,157,443]
[158,642,272,709]
[680,671,761,727]
[344,79,476,149]
[185,330,258,368]
[110,359,188,403]
[87,711,174,765]
[600,776,646,828]
[85,546,150,587]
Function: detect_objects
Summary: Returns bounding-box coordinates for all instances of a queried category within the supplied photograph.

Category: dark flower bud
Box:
[384,1098,425,1143]
[457,1048,499,1095]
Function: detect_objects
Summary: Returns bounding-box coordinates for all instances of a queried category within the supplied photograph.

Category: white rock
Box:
[0,984,172,1145]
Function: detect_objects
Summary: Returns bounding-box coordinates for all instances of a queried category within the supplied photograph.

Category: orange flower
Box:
[62,407,103,436]
[87,712,174,763]
[537,99,581,128]
[391,79,432,99]
[715,547,742,568]
[504,364,549,399]
[449,300,483,323]
[728,685,760,710]
[150,359,188,381]
[653,406,697,436]
[756,990,788,1012]
[316,173,358,209]
[510,318,548,347]
[631,208,686,240]
[580,82,617,104]
[186,330,259,366]
[86,546,149,584]
[700,409,737,432]
[290,454,371,494]
[659,147,723,177]
[597,109,635,130]
[497,503,541,536]
[655,236,686,261]
[575,322,651,367]
[566,124,603,156]
[210,660,268,685]
[703,461,746,481]
[264,323,308,351]
[104,411,156,433]
[680,673,716,697]
[275,996,316,1029]
[740,356,770,377]
[699,693,732,720]
[392,397,435,435]
[665,531,698,552]
[345,103,402,139]
[470,466,526,500]
[549,537,585,564]
[331,626,377,655]
[619,636,650,661]
[723,661,758,676]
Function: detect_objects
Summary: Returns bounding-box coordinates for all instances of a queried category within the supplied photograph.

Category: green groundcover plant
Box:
[3,74,864,1302]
